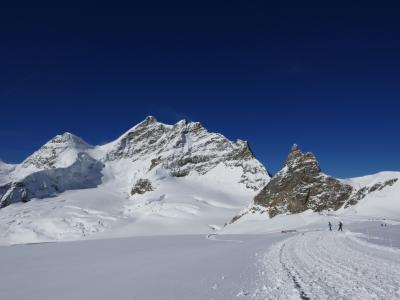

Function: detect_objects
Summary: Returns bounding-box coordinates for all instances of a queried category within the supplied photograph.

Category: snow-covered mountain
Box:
[0,120,398,245]
[15,132,93,178]
[224,145,400,233]
[91,116,269,190]
[0,117,270,244]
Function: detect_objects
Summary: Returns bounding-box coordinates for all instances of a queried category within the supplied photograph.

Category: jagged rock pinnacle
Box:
[255,145,353,217]
[285,143,305,166]
[143,116,157,124]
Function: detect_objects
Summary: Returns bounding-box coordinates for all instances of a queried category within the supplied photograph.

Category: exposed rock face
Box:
[254,144,353,217]
[131,179,153,195]
[105,116,269,191]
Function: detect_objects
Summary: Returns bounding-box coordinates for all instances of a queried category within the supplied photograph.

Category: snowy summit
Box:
[0,117,271,243]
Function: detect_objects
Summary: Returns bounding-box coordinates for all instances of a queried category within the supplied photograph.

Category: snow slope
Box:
[255,229,400,300]
[0,160,15,185]
[342,171,400,219]
[0,171,256,245]
[0,220,399,300]
[0,234,285,300]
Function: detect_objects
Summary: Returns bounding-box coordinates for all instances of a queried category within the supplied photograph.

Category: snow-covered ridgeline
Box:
[0,116,271,244]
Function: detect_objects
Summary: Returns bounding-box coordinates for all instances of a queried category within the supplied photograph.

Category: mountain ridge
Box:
[0,118,398,244]
[0,116,270,209]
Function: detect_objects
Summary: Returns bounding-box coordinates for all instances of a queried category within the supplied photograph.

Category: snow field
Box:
[255,230,400,300]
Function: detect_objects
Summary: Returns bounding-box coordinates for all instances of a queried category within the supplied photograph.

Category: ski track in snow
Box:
[255,231,400,300]
[206,233,244,243]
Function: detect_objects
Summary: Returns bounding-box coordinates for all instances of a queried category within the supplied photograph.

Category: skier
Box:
[328,222,332,231]
[338,221,343,232]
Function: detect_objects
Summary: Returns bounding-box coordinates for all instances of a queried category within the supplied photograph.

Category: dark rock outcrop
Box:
[254,144,353,217]
[131,179,153,195]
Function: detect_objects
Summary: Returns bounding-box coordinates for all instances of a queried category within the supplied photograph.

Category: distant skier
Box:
[328,222,332,231]
[338,221,343,232]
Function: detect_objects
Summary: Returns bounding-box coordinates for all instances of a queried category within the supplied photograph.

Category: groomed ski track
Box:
[255,230,400,300]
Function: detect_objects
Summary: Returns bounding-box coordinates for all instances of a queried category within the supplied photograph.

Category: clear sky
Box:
[0,1,399,178]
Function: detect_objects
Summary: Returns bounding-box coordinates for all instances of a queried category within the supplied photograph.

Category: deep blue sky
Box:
[0,1,399,178]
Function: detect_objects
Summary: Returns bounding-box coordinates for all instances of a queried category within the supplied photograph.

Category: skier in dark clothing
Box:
[328,222,332,231]
[338,221,343,232]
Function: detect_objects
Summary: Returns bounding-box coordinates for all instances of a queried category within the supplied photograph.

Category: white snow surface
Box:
[255,227,400,299]
[342,171,400,219]
[0,216,399,300]
[0,163,257,245]
[0,160,15,185]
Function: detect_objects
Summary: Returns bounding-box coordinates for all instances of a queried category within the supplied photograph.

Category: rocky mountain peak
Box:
[53,132,91,148]
[106,118,169,161]
[172,119,204,134]
[291,143,299,151]
[105,117,270,190]
[174,118,189,126]
[254,145,353,217]
[20,132,91,171]
[284,144,321,175]
[285,143,301,163]
[139,116,158,127]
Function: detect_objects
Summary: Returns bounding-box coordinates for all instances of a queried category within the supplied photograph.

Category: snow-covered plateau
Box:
[0,116,399,299]
[0,217,399,300]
